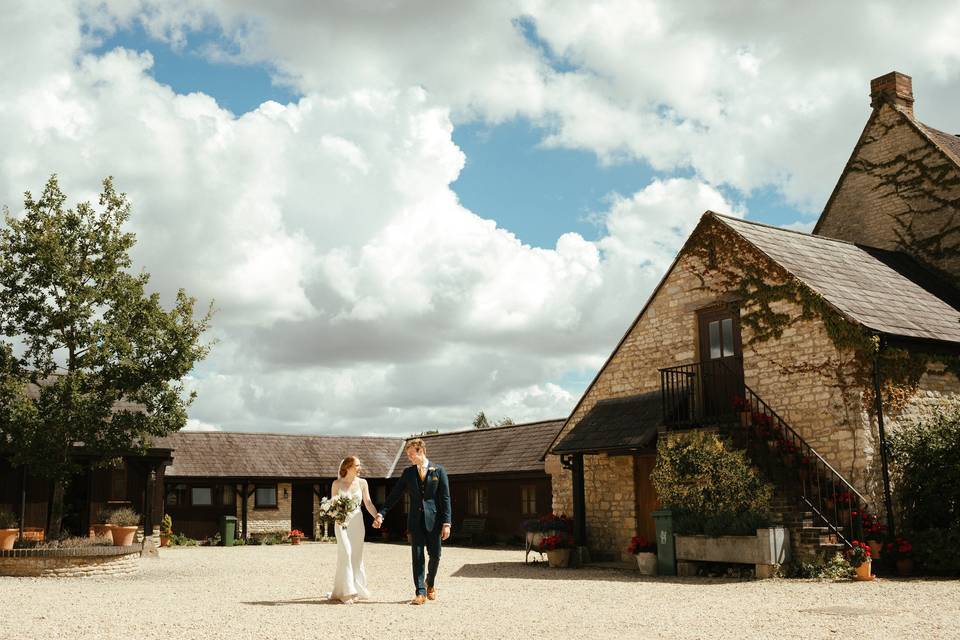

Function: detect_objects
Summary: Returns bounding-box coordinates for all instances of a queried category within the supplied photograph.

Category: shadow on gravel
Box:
[451,562,743,585]
[243,598,410,606]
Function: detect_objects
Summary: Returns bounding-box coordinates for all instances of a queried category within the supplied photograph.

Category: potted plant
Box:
[886,536,914,577]
[798,456,811,483]
[91,507,113,541]
[107,507,140,546]
[523,517,543,550]
[859,512,886,558]
[539,533,574,568]
[733,395,751,428]
[848,540,873,581]
[159,514,173,547]
[628,534,657,575]
[288,529,305,545]
[0,509,18,551]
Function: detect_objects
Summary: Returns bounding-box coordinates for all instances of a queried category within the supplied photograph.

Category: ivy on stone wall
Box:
[685,216,941,414]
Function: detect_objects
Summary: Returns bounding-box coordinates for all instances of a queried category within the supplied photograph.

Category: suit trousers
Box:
[410,525,442,595]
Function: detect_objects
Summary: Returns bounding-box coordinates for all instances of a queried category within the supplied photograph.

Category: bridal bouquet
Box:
[318,495,359,530]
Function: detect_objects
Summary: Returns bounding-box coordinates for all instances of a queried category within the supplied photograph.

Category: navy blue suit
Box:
[379,462,451,595]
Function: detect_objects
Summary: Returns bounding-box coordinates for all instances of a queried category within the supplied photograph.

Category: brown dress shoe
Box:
[411,595,427,605]
[427,587,437,601]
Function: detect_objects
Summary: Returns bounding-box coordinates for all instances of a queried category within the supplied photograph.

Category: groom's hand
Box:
[373,514,383,529]
[441,524,451,541]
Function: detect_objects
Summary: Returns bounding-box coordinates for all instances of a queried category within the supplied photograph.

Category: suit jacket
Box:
[380,463,451,536]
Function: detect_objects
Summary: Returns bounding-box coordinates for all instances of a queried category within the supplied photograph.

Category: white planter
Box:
[635,552,657,575]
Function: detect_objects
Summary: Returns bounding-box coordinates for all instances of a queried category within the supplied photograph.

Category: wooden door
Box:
[291,484,315,539]
[634,454,658,543]
[697,306,744,420]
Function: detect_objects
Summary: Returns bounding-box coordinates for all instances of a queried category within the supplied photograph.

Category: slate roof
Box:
[920,123,960,169]
[393,420,565,477]
[161,432,405,479]
[551,392,660,455]
[715,213,960,344]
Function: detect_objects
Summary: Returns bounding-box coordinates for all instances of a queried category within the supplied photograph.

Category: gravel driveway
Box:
[1,543,958,639]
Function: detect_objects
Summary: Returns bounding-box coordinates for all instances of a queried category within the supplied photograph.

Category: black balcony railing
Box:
[659,360,874,548]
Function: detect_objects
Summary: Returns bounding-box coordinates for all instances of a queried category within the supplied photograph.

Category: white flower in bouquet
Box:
[320,495,359,530]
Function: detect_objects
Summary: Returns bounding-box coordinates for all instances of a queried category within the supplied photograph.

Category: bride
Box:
[328,456,380,603]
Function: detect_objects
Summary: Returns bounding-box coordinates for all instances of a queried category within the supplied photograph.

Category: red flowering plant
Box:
[538,533,575,551]
[627,535,656,555]
[847,540,872,568]
[859,512,886,539]
[538,513,572,533]
[288,529,305,541]
[732,395,750,412]
[834,490,852,507]
[885,536,913,559]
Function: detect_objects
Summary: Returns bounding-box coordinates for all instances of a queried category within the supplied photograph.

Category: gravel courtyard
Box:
[2,543,958,640]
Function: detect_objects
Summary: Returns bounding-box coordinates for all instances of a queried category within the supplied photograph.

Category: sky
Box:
[2,1,960,436]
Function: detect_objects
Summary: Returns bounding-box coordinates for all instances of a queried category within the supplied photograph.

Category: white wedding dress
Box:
[329,485,370,602]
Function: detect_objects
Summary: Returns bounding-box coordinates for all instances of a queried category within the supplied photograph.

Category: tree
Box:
[472,411,513,429]
[0,175,213,537]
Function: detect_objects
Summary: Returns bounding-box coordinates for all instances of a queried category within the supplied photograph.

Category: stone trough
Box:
[674,527,789,579]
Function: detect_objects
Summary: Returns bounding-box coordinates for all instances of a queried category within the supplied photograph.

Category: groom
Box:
[374,438,451,605]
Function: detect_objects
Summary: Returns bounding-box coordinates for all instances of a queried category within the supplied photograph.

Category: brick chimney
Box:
[870,71,914,117]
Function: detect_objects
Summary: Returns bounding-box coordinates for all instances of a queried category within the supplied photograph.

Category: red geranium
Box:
[627,535,656,555]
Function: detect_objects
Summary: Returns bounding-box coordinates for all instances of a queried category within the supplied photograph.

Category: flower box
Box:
[674,527,789,579]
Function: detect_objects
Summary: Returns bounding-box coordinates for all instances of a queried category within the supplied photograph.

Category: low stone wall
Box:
[675,527,789,579]
[0,546,141,577]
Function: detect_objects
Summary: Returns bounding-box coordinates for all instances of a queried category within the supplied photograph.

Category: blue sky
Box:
[94,22,810,251]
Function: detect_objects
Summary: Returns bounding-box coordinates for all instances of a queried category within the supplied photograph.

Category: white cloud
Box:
[8,2,895,436]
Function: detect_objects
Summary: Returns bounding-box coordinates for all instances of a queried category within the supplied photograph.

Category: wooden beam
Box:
[241,480,249,540]
[19,465,27,541]
[571,454,586,547]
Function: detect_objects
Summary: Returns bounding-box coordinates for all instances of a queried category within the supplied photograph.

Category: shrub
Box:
[0,509,18,529]
[907,527,960,576]
[889,408,960,532]
[782,552,854,580]
[160,514,173,535]
[651,431,773,535]
[107,507,140,527]
[169,532,198,546]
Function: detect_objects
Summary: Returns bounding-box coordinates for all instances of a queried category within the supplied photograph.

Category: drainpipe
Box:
[873,334,896,539]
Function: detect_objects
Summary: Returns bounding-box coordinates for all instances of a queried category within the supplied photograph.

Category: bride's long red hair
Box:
[338,456,361,478]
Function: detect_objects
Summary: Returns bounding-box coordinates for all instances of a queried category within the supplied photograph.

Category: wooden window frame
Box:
[191,486,213,507]
[468,487,488,516]
[255,484,279,509]
[520,485,537,516]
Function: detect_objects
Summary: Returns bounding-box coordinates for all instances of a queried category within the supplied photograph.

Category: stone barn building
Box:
[545,71,960,563]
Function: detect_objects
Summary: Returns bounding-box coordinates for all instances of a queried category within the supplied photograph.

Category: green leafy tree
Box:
[472,411,491,429]
[0,175,213,537]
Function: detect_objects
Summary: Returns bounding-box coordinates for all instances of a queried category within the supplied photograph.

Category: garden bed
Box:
[0,545,141,577]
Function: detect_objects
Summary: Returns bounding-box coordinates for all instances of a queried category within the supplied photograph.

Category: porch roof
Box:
[551,392,661,455]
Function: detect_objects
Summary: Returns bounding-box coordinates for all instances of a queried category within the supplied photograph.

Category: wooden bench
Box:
[454,518,486,544]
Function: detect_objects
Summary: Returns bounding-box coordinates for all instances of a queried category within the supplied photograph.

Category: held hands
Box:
[373,514,383,529]
[441,524,451,541]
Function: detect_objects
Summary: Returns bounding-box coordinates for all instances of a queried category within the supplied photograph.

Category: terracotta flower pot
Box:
[91,523,113,542]
[291,537,301,545]
[0,529,18,551]
[159,534,171,547]
[110,525,139,547]
[854,559,874,581]
[896,558,914,577]
[867,539,883,560]
[546,548,571,568]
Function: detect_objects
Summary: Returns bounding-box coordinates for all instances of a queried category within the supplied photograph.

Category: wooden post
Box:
[572,454,587,547]
[241,480,249,540]
[19,465,27,541]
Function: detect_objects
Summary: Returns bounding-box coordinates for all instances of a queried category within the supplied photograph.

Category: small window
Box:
[521,485,537,516]
[191,487,212,506]
[221,485,235,507]
[402,492,411,514]
[110,467,127,501]
[721,317,734,356]
[166,483,188,507]
[375,485,386,504]
[255,485,278,508]
[468,487,488,516]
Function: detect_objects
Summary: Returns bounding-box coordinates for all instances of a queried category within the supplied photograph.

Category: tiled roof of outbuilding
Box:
[551,392,660,455]
[715,214,960,344]
[394,420,564,477]
[161,431,405,479]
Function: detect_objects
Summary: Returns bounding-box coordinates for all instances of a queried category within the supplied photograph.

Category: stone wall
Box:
[0,547,141,577]
[549,231,881,561]
[239,482,293,534]
[816,103,960,282]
